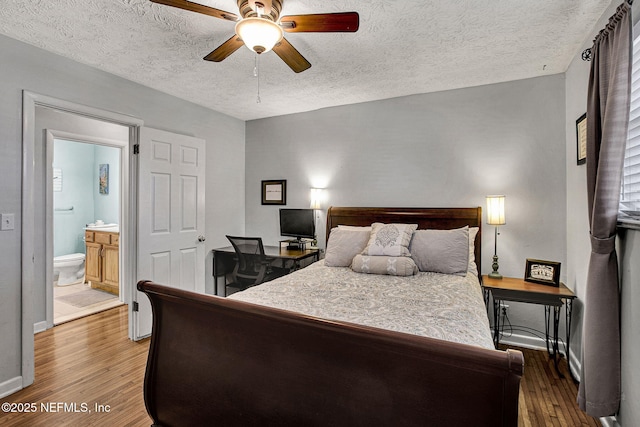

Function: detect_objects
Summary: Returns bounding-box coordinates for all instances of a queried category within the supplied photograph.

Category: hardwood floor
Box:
[512,345,601,427]
[0,306,601,426]
[0,306,151,426]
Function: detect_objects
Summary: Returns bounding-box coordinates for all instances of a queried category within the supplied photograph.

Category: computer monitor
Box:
[279,208,315,243]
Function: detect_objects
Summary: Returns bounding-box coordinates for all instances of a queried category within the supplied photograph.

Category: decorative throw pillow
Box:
[351,255,418,276]
[409,226,469,276]
[362,223,418,256]
[324,227,372,267]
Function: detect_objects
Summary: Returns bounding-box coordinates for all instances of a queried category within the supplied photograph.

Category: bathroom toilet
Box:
[53,253,86,286]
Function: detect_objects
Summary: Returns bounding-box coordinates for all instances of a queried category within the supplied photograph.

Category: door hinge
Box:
[132,301,139,312]
[133,144,140,154]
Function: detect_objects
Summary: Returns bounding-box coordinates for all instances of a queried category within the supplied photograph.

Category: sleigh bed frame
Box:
[138,207,523,426]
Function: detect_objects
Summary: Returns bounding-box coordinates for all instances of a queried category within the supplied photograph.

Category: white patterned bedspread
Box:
[229,261,494,350]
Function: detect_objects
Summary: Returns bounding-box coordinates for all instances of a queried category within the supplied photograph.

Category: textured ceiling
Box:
[0,0,611,121]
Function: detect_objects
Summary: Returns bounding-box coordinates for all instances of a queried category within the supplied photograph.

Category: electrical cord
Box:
[490,311,568,356]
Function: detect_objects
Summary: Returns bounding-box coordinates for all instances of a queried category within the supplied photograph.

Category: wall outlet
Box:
[499,303,509,317]
[1,213,15,231]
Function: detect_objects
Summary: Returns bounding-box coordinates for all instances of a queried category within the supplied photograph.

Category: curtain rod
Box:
[582,0,633,61]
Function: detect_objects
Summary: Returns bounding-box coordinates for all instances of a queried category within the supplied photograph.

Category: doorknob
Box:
[197,235,206,242]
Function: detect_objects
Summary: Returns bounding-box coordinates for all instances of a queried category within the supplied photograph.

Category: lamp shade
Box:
[235,17,284,54]
[486,195,506,225]
[310,188,324,209]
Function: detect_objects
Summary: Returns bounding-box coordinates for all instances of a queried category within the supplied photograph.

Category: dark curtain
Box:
[578,2,632,417]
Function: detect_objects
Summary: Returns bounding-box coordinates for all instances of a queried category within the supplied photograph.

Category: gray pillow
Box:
[351,255,418,276]
[410,226,470,276]
[324,227,371,267]
[468,227,479,276]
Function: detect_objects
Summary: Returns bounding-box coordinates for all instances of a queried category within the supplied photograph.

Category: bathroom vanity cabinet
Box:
[85,230,119,295]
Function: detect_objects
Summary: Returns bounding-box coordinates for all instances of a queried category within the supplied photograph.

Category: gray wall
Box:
[0,34,245,395]
[565,2,640,425]
[564,13,593,371]
[245,74,568,342]
[618,228,640,426]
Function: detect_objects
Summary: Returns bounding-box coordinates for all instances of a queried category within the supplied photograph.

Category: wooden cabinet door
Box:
[85,242,102,283]
[102,244,119,289]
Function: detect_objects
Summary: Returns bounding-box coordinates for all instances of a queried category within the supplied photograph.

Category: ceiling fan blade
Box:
[272,38,311,73]
[203,35,244,62]
[150,0,238,21]
[280,12,359,33]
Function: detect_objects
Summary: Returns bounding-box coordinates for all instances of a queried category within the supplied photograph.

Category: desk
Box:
[482,275,577,378]
[212,246,320,297]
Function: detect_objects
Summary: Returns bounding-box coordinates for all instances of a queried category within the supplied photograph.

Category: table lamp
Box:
[486,195,506,279]
[310,188,324,247]
[310,188,323,210]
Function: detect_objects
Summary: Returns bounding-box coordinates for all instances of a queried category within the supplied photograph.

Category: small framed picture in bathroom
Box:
[99,164,109,195]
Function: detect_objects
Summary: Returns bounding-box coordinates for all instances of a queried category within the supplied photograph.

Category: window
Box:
[621,25,640,219]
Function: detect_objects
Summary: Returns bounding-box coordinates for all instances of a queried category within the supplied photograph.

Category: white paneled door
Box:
[133,127,205,340]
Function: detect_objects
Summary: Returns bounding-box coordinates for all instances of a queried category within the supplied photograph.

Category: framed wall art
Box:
[576,113,587,165]
[261,179,286,205]
[524,258,561,287]
[99,164,109,195]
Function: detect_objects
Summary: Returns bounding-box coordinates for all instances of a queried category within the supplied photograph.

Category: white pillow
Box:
[409,226,469,276]
[362,223,418,257]
[324,227,371,267]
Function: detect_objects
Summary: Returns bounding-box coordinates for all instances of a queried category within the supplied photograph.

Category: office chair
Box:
[225,236,288,293]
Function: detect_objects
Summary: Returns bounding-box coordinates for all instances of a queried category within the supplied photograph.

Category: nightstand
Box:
[482,275,577,379]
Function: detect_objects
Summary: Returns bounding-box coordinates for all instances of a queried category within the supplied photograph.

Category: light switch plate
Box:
[1,213,15,231]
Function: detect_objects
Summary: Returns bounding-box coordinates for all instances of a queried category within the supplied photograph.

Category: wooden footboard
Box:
[138,280,523,427]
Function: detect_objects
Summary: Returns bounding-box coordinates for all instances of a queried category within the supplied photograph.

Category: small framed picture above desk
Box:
[261,180,286,205]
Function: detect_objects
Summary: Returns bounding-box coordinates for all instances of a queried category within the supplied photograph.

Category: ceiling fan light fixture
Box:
[235,17,283,54]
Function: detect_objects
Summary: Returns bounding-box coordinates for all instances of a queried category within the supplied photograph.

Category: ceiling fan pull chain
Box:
[255,54,261,104]
[254,54,259,77]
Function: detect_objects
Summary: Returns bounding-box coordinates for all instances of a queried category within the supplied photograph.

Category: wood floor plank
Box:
[0,306,151,427]
[509,345,602,427]
[0,307,602,426]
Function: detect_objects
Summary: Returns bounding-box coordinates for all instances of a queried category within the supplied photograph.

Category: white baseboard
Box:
[569,347,581,381]
[33,320,48,334]
[500,332,547,351]
[0,376,24,399]
[600,416,620,427]
[501,332,582,379]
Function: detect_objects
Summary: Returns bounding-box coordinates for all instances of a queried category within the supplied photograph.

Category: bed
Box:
[138,207,523,426]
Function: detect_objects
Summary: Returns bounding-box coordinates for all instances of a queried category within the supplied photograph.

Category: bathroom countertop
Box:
[85,224,119,233]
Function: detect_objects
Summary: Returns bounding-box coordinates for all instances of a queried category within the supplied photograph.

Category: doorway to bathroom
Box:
[38,109,133,330]
[52,138,124,324]
[20,92,142,393]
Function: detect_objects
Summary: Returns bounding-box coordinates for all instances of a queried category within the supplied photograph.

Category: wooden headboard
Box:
[326,206,482,277]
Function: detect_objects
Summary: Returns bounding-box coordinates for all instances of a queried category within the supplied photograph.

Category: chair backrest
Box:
[226,236,267,283]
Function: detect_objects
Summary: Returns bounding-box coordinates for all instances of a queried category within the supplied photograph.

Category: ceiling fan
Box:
[150,0,359,73]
